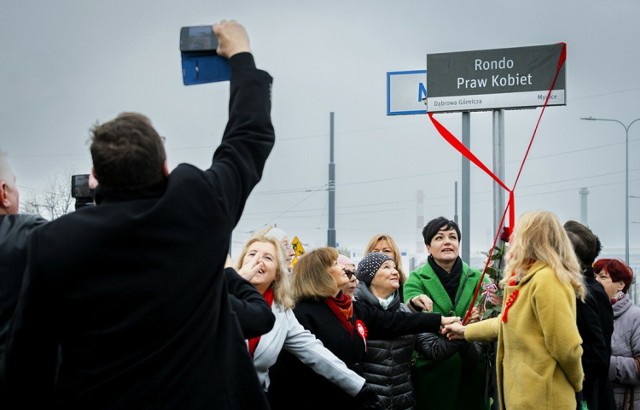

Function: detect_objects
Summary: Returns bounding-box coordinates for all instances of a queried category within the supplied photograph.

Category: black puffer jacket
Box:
[354,282,416,410]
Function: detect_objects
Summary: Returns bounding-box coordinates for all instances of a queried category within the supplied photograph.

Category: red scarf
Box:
[324,291,354,336]
[248,287,274,357]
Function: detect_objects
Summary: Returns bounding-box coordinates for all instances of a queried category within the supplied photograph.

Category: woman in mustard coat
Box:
[445,210,586,410]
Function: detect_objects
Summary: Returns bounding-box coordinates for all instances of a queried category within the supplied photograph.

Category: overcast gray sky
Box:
[2,0,639,264]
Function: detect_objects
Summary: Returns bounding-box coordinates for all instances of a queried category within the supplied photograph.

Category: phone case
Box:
[181,53,231,85]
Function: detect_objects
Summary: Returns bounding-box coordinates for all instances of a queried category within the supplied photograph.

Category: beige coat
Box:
[465,261,584,410]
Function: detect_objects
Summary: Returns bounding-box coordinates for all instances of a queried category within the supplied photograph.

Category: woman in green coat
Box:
[404,216,490,410]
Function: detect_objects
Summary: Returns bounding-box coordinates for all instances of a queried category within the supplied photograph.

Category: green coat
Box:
[404,260,490,410]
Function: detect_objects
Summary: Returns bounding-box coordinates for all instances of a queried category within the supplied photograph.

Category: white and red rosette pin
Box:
[355,319,368,351]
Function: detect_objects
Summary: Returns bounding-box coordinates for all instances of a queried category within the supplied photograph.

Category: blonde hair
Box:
[291,247,339,302]
[500,211,586,300]
[365,234,406,283]
[235,235,294,309]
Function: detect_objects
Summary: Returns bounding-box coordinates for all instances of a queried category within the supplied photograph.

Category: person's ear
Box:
[0,180,15,213]
[89,168,99,190]
[163,160,169,177]
[0,180,8,207]
[615,281,625,292]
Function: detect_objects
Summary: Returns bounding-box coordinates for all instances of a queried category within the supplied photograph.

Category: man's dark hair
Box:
[563,220,601,268]
[422,216,461,245]
[90,112,166,192]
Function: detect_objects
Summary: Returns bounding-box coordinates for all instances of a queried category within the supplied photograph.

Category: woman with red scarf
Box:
[233,235,379,408]
[267,247,457,410]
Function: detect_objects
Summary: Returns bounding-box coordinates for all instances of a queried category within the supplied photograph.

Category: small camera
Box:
[71,174,95,209]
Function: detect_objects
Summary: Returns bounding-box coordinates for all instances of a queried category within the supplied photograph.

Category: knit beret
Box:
[356,252,393,286]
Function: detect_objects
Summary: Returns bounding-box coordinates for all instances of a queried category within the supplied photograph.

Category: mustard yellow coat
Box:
[465,261,584,410]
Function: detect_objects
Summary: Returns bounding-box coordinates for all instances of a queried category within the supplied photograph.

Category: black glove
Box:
[355,383,382,410]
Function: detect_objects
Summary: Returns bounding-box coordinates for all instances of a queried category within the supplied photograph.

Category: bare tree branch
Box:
[22,168,75,220]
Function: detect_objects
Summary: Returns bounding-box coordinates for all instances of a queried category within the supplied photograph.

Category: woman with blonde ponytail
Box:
[443,210,586,410]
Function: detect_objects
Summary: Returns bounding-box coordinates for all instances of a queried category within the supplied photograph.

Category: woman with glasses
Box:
[338,254,358,299]
[267,247,459,410]
[594,258,639,410]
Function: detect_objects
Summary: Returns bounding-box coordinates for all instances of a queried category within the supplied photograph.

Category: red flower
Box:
[500,226,512,243]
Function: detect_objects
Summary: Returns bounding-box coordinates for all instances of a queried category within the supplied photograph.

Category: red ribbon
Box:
[427,43,567,325]
[501,289,520,323]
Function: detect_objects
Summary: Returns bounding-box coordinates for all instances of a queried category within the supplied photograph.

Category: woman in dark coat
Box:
[267,247,458,410]
[354,252,417,410]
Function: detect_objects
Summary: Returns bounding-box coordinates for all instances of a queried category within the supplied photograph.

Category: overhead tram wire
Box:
[246,137,639,198]
[243,167,640,222]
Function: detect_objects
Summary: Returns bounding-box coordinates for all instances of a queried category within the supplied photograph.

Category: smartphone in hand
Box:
[180,25,231,85]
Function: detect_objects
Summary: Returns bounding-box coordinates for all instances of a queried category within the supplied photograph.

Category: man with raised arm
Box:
[5,20,275,409]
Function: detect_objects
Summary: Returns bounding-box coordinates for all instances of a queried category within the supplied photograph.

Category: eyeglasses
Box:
[343,269,355,279]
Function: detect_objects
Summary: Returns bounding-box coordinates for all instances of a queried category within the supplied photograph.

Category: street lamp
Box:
[581,116,640,265]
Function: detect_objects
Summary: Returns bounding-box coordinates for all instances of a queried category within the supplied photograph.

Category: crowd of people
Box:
[0,19,638,410]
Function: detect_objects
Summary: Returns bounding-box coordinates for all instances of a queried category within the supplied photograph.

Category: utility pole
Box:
[492,109,505,238]
[328,112,336,247]
[461,112,470,264]
[581,116,640,265]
